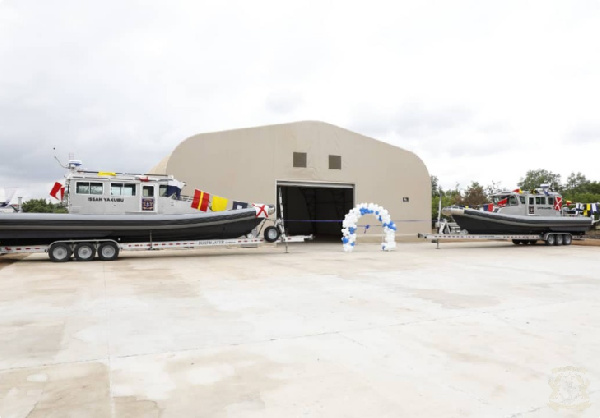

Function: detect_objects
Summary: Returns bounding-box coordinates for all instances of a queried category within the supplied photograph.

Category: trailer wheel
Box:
[49,243,72,262]
[563,234,572,245]
[556,234,563,246]
[98,242,119,261]
[545,234,555,246]
[74,243,96,261]
[512,239,522,245]
[264,226,281,243]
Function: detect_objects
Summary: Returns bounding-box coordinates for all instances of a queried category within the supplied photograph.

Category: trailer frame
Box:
[0,231,312,261]
[418,231,579,249]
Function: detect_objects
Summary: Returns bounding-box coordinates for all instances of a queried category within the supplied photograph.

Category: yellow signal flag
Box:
[212,195,229,211]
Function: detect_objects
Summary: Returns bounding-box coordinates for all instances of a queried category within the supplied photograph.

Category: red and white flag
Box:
[252,203,269,218]
[554,196,562,211]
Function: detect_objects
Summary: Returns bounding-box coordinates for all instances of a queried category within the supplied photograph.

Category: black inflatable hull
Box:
[447,208,592,235]
[0,209,262,245]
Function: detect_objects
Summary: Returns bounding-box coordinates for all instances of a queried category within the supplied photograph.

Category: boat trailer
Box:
[418,231,579,249]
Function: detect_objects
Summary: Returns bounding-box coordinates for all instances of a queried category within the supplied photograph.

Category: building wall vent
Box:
[293,152,307,168]
[329,155,341,170]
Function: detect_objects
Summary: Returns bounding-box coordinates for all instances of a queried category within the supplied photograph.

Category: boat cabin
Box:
[65,161,196,215]
[489,185,562,217]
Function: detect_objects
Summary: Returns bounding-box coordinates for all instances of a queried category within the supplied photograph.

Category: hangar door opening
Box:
[277,181,354,240]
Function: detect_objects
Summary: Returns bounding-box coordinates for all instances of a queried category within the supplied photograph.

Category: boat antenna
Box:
[53,148,68,169]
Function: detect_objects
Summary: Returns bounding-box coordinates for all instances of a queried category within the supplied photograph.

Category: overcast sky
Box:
[1,0,599,201]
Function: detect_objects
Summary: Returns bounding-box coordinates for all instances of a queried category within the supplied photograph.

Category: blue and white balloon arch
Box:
[341,203,397,252]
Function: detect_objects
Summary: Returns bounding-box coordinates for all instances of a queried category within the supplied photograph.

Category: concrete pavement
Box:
[0,241,599,417]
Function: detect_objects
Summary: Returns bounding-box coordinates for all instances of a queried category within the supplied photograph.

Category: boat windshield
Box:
[491,195,510,204]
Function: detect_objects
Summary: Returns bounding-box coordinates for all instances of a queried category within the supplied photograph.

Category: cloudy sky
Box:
[1,0,599,201]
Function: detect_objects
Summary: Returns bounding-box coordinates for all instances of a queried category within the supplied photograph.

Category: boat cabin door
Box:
[141,185,157,212]
[528,196,535,215]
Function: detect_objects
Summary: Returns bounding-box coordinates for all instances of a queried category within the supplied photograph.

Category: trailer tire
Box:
[74,243,96,261]
[563,234,572,245]
[264,226,281,243]
[556,234,563,246]
[98,242,119,261]
[512,239,522,245]
[49,243,72,262]
[545,234,555,246]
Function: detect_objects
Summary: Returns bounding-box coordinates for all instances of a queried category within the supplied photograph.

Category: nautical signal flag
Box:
[253,203,269,218]
[232,201,249,210]
[512,188,522,194]
[497,198,508,207]
[49,182,65,200]
[211,195,228,212]
[166,179,184,199]
[191,189,210,211]
[554,196,563,211]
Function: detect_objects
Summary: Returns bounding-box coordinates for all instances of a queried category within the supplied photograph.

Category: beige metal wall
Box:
[150,121,432,238]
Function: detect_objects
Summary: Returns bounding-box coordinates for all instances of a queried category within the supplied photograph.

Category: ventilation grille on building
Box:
[293,152,307,168]
[329,155,341,170]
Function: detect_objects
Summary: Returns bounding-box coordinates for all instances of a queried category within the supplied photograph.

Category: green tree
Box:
[21,199,68,213]
[484,181,503,197]
[564,172,590,193]
[518,169,562,192]
[463,182,487,207]
[431,175,442,196]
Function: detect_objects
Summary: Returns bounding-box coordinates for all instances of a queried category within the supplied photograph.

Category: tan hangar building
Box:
[150,121,431,240]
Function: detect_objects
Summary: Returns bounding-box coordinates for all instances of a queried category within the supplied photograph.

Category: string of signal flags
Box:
[190,189,270,217]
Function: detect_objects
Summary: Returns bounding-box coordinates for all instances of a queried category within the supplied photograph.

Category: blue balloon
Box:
[342,237,348,244]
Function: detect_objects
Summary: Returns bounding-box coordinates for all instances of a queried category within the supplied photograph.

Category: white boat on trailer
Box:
[0,160,312,261]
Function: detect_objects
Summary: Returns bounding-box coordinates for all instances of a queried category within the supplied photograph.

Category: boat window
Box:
[535,197,546,205]
[76,183,89,194]
[111,183,137,196]
[76,182,103,195]
[123,184,136,196]
[520,196,526,204]
[529,197,534,205]
[90,183,103,195]
[143,186,154,197]
[159,185,168,197]
[548,197,554,206]
[509,196,518,206]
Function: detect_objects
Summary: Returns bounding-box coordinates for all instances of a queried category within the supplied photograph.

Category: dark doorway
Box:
[277,183,354,240]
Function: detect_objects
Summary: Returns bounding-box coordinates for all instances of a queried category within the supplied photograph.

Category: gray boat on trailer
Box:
[442,185,593,235]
